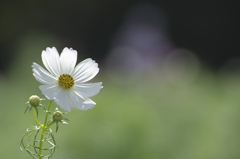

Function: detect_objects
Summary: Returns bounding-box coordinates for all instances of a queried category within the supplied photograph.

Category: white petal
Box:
[73,58,99,83]
[42,47,61,76]
[60,47,77,74]
[73,82,103,97]
[32,62,57,85]
[69,91,96,110]
[82,98,96,110]
[39,85,61,100]
[54,89,71,112]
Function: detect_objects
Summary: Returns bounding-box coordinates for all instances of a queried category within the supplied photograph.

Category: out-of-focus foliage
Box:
[1,37,240,159]
[0,1,240,158]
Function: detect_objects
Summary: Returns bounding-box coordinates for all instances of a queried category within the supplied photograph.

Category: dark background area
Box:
[0,0,239,73]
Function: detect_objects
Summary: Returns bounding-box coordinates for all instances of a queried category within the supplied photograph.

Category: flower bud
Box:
[29,95,40,107]
[52,111,63,122]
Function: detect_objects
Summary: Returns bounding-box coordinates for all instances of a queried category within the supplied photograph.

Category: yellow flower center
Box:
[58,74,74,89]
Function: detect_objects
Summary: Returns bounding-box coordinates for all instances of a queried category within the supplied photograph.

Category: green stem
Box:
[33,109,42,127]
[38,100,53,159]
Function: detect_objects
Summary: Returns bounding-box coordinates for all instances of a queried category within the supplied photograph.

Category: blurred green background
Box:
[1,1,240,159]
[1,34,240,159]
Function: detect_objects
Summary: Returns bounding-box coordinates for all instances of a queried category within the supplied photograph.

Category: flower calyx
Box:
[48,108,69,132]
[25,95,45,114]
[29,95,41,107]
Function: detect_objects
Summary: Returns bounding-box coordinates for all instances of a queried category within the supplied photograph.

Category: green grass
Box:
[2,68,240,159]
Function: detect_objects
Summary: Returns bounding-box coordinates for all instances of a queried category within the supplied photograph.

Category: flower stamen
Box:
[58,74,74,89]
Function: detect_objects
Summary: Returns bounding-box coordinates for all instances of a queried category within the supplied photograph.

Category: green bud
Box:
[52,111,63,122]
[29,95,40,107]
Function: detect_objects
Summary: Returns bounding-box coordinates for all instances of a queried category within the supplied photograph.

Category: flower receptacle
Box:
[29,95,41,107]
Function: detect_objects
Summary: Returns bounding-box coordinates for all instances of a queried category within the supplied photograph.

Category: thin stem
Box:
[38,100,53,159]
[33,109,42,127]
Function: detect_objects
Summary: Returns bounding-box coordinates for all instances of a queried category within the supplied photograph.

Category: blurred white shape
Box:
[106,47,143,76]
[105,3,174,84]
[161,49,201,84]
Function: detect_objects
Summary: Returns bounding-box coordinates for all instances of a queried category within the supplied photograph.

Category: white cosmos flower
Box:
[32,47,103,112]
